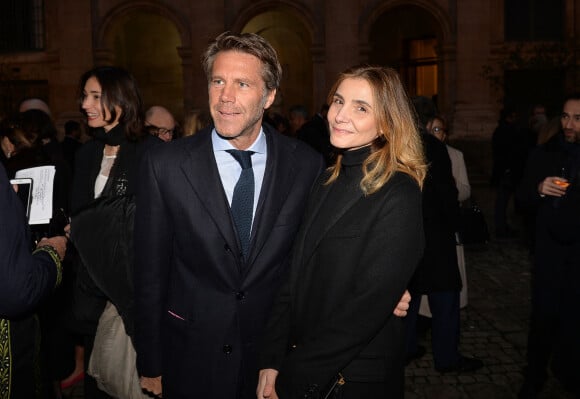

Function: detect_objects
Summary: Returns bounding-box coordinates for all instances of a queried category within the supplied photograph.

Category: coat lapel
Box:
[179,131,240,259]
[245,127,298,271]
[299,174,363,268]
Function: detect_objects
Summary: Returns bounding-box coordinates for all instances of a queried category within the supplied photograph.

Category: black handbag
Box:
[457,201,489,245]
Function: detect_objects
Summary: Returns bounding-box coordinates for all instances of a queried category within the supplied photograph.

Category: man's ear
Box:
[264,89,276,110]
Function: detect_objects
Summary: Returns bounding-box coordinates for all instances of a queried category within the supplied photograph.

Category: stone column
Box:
[324,0,360,95]
[177,46,194,112]
[453,0,497,139]
[311,43,327,110]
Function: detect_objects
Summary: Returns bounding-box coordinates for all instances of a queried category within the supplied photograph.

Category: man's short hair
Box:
[563,92,580,105]
[201,31,282,92]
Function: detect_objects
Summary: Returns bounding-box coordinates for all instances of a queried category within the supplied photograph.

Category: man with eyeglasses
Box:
[145,105,176,142]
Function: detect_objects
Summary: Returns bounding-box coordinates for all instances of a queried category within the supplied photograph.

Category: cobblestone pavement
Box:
[63,183,575,399]
[404,183,575,399]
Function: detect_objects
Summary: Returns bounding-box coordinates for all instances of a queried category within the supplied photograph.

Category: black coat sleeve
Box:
[260,175,424,396]
[0,164,60,318]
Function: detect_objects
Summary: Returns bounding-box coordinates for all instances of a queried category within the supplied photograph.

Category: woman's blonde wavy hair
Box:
[325,65,427,194]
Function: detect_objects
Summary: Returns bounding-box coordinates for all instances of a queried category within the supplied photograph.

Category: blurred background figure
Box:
[287,104,308,137]
[296,103,333,165]
[419,115,470,318]
[406,96,482,374]
[536,116,562,146]
[491,106,524,238]
[264,110,290,136]
[181,108,211,137]
[19,97,52,116]
[144,105,176,142]
[62,120,82,172]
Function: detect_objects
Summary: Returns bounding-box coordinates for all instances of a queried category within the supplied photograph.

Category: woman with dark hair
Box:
[257,66,427,399]
[67,66,155,399]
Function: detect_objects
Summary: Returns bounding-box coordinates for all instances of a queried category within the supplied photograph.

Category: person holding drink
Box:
[517,93,580,399]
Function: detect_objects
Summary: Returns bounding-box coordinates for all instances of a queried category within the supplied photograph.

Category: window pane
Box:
[505,0,563,41]
[0,0,44,53]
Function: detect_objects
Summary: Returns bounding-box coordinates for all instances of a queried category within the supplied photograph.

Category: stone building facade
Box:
[0,0,577,140]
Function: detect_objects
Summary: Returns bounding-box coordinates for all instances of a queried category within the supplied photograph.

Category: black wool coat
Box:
[409,133,460,294]
[260,150,424,399]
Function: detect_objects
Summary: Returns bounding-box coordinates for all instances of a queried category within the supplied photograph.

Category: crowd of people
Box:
[0,30,578,399]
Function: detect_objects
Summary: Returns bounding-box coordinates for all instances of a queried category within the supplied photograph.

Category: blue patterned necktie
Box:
[227,149,254,259]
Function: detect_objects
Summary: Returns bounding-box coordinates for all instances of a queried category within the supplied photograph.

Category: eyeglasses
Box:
[431,127,447,134]
[147,125,174,137]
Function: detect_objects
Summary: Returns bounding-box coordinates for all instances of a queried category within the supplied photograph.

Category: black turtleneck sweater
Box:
[260,145,425,398]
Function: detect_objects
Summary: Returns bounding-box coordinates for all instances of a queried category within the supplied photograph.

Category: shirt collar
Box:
[212,127,267,154]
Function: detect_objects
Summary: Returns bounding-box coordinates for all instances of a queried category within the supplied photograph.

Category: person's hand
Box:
[393,290,411,317]
[257,369,279,399]
[538,176,568,197]
[64,223,71,240]
[37,236,67,261]
[140,376,162,397]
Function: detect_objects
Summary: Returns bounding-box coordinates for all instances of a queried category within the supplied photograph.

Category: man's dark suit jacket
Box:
[133,124,324,398]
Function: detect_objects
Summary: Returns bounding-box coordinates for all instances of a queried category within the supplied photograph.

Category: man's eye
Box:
[239,82,249,88]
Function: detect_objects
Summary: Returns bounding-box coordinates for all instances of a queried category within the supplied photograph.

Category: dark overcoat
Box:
[260,168,424,399]
[409,133,460,294]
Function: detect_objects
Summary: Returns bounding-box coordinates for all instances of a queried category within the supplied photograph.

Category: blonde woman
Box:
[258,66,426,399]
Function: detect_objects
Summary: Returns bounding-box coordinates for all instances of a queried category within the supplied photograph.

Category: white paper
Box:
[15,165,55,224]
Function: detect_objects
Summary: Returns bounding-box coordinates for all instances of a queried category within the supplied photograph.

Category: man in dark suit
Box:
[133,32,325,399]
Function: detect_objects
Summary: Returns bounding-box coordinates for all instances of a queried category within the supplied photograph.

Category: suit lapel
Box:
[179,131,240,258]
[245,127,297,271]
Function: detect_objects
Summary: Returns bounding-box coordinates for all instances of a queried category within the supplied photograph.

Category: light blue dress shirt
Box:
[212,128,267,231]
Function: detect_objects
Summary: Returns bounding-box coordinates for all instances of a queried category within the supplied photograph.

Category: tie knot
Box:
[227,149,254,169]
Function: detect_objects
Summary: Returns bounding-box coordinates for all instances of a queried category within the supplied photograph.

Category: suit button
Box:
[235,291,245,300]
[223,345,232,354]
[224,244,231,252]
